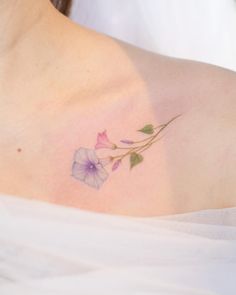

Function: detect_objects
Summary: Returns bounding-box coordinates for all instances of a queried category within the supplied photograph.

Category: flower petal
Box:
[94,172,107,188]
[112,159,122,171]
[98,156,113,166]
[72,162,87,181]
[73,148,90,165]
[100,130,108,141]
[84,172,100,189]
[95,130,116,149]
[96,163,109,181]
[87,149,99,164]
[72,148,109,189]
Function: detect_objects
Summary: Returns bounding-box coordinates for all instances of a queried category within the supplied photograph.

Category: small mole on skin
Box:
[17,148,22,153]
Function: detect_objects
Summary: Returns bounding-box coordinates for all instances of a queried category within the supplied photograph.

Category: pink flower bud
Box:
[112,159,122,171]
[95,130,117,150]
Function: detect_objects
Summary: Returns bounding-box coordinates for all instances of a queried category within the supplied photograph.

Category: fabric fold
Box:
[0,193,235,294]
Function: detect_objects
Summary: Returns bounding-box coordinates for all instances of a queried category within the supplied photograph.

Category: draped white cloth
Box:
[71,0,236,71]
[0,193,236,294]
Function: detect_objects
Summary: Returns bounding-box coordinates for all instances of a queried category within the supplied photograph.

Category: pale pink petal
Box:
[95,130,116,149]
[95,142,108,149]
[100,130,108,141]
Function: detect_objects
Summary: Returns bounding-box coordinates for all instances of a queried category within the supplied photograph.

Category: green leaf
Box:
[130,152,143,169]
[137,124,154,134]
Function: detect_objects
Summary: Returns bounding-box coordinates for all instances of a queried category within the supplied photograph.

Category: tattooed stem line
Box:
[71,113,182,189]
[114,113,182,156]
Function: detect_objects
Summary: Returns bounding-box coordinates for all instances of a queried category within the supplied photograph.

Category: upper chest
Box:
[1,58,236,216]
[0,81,182,214]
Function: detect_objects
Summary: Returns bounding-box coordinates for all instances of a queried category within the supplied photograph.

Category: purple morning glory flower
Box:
[72,148,109,189]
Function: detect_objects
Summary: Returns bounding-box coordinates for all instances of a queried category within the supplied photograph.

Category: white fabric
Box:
[71,0,236,71]
[0,193,236,294]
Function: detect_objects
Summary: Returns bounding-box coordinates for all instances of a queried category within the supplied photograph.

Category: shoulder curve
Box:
[113,37,236,125]
[111,36,236,92]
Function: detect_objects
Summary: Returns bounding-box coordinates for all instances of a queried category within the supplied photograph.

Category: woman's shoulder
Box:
[66,24,236,110]
[56,29,236,216]
[114,36,236,100]
[106,38,236,211]
[115,37,236,128]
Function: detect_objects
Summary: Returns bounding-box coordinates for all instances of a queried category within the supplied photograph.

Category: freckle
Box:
[17,148,22,153]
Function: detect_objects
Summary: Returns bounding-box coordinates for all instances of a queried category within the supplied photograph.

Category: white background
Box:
[70,0,236,71]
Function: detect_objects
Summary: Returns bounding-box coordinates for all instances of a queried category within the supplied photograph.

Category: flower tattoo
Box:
[72,113,182,189]
[72,148,109,189]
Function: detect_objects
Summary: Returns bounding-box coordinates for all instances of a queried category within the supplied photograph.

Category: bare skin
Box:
[0,0,236,217]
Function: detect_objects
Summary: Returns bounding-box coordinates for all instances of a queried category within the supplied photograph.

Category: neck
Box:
[0,0,54,58]
[0,0,78,106]
[0,0,95,107]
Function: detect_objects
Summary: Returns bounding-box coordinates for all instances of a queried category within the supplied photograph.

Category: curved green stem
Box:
[111,113,182,161]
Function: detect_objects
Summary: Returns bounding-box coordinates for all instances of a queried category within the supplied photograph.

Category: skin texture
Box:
[0,0,236,216]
